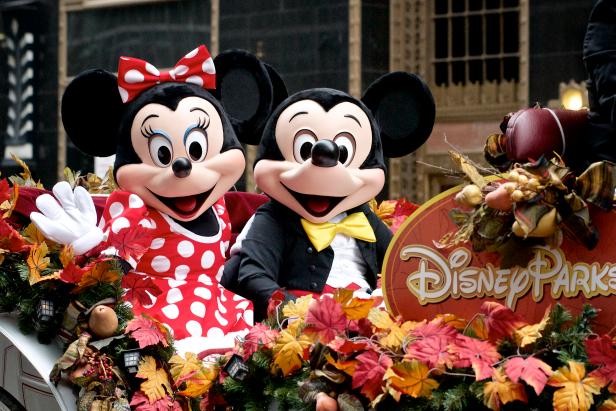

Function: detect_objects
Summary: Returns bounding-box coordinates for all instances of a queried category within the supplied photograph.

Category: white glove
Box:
[30,181,104,255]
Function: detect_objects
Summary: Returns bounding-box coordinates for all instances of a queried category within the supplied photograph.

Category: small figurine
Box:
[223,72,435,319]
[31,45,285,352]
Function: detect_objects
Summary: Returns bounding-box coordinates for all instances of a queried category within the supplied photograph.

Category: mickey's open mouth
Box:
[283,184,345,218]
[150,188,213,218]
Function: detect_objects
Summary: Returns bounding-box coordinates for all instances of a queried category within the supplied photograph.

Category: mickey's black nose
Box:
[172,157,192,178]
[311,140,339,167]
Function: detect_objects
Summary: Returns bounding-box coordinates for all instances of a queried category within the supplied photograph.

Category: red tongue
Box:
[174,196,197,213]
[306,196,330,213]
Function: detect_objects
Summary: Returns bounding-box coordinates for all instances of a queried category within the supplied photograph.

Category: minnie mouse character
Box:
[223,72,435,319]
[30,46,286,351]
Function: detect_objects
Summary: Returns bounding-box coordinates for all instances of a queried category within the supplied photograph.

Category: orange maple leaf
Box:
[599,397,616,411]
[514,307,550,347]
[547,360,605,411]
[334,288,377,321]
[325,353,358,376]
[136,356,172,403]
[483,368,528,411]
[169,352,201,385]
[271,327,312,376]
[177,365,219,398]
[27,242,58,285]
[73,259,120,292]
[384,360,439,400]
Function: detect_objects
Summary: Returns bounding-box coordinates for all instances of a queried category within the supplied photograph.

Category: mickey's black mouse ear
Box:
[263,63,288,109]
[362,72,435,158]
[61,69,122,157]
[215,50,284,145]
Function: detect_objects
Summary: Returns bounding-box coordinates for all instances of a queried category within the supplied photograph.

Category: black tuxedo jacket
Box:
[222,200,393,319]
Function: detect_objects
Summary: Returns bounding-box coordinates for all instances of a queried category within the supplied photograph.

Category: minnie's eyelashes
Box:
[196,115,209,130]
[141,124,156,138]
[140,115,208,139]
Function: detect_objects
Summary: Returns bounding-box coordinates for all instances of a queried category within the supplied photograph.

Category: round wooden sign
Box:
[382,185,616,332]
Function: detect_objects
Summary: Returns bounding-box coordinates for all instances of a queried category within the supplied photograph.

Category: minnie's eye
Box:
[185,129,208,162]
[148,135,173,167]
[293,131,317,163]
[334,133,355,166]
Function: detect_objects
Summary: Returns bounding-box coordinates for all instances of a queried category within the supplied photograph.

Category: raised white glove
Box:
[30,181,104,255]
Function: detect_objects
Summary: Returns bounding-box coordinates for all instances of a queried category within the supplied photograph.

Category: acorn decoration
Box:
[88,305,119,339]
[454,184,483,208]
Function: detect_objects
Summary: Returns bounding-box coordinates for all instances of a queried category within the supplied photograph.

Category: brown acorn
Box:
[88,305,118,338]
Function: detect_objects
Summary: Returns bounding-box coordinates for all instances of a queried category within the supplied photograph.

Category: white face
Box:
[116,96,245,221]
[255,99,385,223]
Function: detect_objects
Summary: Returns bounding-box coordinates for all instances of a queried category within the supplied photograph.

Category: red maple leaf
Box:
[407,335,458,370]
[0,179,10,204]
[125,316,169,348]
[242,323,281,360]
[303,295,347,344]
[59,261,86,284]
[411,318,458,341]
[121,272,162,306]
[108,225,154,261]
[504,356,552,395]
[129,391,182,411]
[586,335,616,382]
[352,349,393,401]
[480,301,528,341]
[390,199,419,232]
[267,289,287,318]
[328,337,368,355]
[0,219,27,252]
[450,335,500,380]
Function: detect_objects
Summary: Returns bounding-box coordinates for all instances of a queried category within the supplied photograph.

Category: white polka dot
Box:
[235,300,250,311]
[185,75,203,87]
[162,304,179,319]
[202,57,215,74]
[216,266,224,282]
[177,240,194,258]
[145,62,160,76]
[109,202,124,218]
[120,57,130,61]
[175,265,189,280]
[138,219,152,228]
[217,297,227,314]
[148,219,157,229]
[151,255,170,273]
[185,47,199,59]
[220,241,229,257]
[220,221,226,231]
[118,86,129,103]
[207,327,224,339]
[174,65,189,76]
[150,238,164,249]
[142,295,156,309]
[191,301,206,317]
[215,204,225,215]
[166,288,183,304]
[128,194,144,208]
[168,279,186,288]
[201,250,215,269]
[197,274,213,286]
[194,287,212,300]
[219,289,227,302]
[124,69,145,84]
[186,320,202,337]
[111,217,130,233]
[168,69,176,80]
[243,310,254,325]
[215,310,228,326]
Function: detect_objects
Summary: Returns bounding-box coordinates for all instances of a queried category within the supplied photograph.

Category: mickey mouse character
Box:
[223,72,435,319]
[31,45,286,352]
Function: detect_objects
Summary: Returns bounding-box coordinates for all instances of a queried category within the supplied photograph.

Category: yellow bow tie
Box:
[301,212,377,252]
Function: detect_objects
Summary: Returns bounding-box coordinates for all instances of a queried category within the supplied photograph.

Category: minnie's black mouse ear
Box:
[215,50,284,145]
[362,72,435,158]
[61,69,122,157]
[263,63,288,109]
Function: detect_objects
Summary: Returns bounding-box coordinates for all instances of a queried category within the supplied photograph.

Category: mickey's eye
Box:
[293,130,317,163]
[148,135,173,167]
[334,133,355,166]
[185,129,208,162]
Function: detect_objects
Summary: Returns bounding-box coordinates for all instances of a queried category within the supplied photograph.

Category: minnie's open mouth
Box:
[150,188,213,218]
[282,184,345,218]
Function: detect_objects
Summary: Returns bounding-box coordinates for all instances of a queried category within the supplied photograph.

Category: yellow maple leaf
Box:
[335,288,376,320]
[379,321,416,350]
[136,356,172,403]
[325,353,357,376]
[0,249,7,266]
[169,352,202,384]
[59,245,75,268]
[450,150,486,188]
[599,397,616,411]
[27,242,57,285]
[514,307,550,347]
[21,223,47,245]
[272,328,312,376]
[483,368,528,411]
[384,360,439,400]
[368,308,394,329]
[282,294,313,321]
[435,313,467,330]
[0,183,19,218]
[177,365,219,398]
[368,199,396,226]
[548,360,605,411]
[472,315,489,340]
[74,260,120,292]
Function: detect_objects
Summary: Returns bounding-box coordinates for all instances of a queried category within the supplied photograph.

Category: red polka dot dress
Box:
[101,191,253,346]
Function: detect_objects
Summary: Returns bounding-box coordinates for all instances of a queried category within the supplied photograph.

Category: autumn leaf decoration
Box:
[272,325,312,376]
[125,316,170,349]
[483,368,528,411]
[108,225,154,262]
[27,242,60,285]
[547,360,605,411]
[136,356,173,403]
[384,359,439,400]
[121,272,162,307]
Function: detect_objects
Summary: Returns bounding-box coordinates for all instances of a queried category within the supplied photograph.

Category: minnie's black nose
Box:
[172,157,192,178]
[311,140,339,167]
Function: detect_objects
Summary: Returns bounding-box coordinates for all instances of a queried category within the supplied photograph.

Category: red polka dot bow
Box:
[117,45,216,103]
